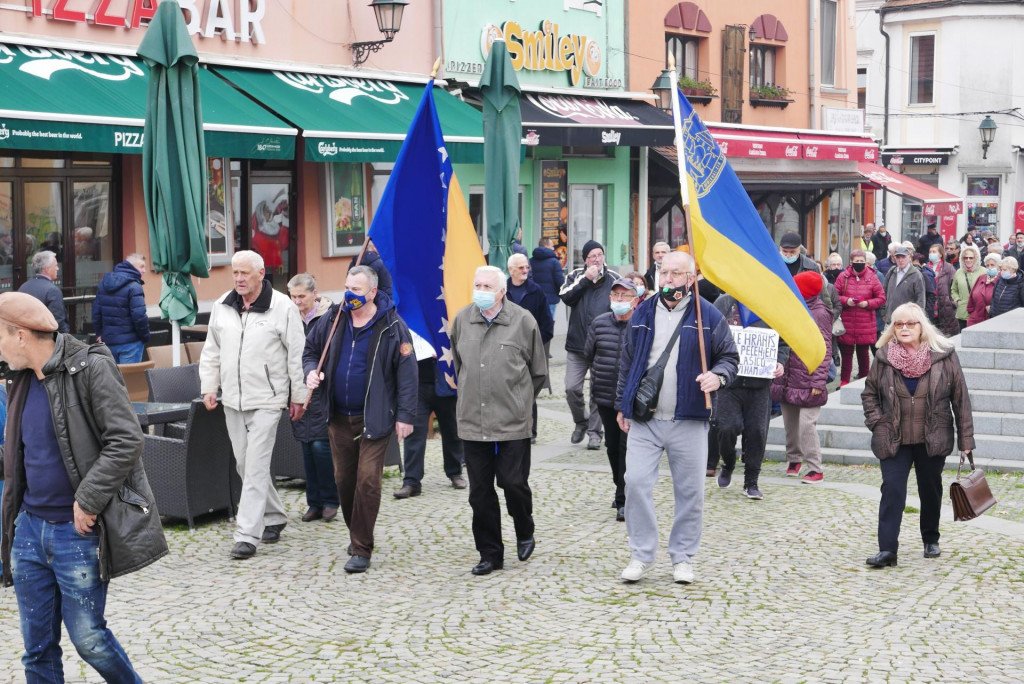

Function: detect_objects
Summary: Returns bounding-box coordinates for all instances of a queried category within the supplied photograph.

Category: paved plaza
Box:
[1,358,1023,682]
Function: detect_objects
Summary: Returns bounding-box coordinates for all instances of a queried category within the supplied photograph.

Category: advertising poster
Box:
[540,160,568,266]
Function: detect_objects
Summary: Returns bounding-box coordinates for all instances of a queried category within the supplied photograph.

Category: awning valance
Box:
[520,93,675,147]
[857,161,963,216]
[213,67,483,163]
[0,44,296,158]
[707,125,878,161]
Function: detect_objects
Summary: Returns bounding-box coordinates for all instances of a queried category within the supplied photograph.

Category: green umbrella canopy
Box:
[480,41,522,271]
[138,1,209,325]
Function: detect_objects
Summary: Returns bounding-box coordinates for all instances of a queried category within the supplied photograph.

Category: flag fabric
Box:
[369,81,486,388]
[671,88,825,371]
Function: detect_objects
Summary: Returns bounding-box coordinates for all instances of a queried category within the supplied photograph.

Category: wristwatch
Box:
[715,373,728,389]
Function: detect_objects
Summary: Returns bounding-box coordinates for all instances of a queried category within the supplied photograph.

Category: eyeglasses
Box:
[893,321,921,330]
[962,257,976,261]
[610,292,636,301]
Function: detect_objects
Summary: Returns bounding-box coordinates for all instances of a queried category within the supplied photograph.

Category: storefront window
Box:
[967,176,999,197]
[826,188,854,260]
[24,181,64,285]
[569,185,607,269]
[0,181,12,291]
[468,186,526,257]
[327,163,368,256]
[72,180,112,290]
[206,158,234,264]
[250,181,290,279]
[21,157,65,169]
[967,175,1000,234]
[902,200,923,246]
[0,157,13,168]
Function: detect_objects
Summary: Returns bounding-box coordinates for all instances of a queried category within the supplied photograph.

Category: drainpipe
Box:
[808,0,817,128]
[433,0,444,77]
[879,7,891,227]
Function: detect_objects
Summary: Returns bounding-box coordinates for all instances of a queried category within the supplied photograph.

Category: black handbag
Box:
[631,317,685,422]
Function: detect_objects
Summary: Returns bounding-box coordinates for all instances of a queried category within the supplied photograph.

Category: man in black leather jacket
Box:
[0,291,166,682]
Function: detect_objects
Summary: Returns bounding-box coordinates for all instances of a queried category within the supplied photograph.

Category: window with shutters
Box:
[909,34,935,105]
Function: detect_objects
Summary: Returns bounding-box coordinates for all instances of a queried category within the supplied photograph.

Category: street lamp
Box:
[979,115,997,160]
[351,0,409,67]
[651,68,676,112]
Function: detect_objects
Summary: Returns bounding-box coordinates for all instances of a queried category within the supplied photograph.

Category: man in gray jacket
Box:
[882,244,926,323]
[450,266,548,576]
[200,250,308,560]
[0,291,166,682]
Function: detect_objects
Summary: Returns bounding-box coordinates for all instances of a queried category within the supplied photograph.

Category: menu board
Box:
[540,160,568,267]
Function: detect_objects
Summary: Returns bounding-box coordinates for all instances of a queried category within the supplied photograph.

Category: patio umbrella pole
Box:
[172,321,181,366]
[302,236,371,409]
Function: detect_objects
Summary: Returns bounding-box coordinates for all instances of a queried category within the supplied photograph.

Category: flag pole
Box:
[667,54,712,410]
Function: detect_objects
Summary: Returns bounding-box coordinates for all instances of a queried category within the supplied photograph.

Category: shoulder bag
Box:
[949,451,997,521]
[631,315,686,422]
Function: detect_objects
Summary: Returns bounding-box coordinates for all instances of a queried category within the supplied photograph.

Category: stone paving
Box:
[1,357,1023,681]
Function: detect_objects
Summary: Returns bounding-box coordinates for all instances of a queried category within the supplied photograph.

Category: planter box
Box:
[749,97,793,109]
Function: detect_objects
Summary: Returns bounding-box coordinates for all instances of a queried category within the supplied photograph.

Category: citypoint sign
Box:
[481,20,602,87]
[20,0,267,44]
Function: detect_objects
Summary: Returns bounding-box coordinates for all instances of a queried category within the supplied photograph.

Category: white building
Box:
[856,0,1024,245]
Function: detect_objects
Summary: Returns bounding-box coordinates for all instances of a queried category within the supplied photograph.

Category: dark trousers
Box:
[597,405,626,508]
[328,415,391,558]
[877,443,944,554]
[708,385,770,487]
[839,343,872,384]
[302,438,339,509]
[464,438,534,564]
[402,384,464,487]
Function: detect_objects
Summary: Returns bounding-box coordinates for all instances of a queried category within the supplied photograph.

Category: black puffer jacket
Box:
[989,271,1024,318]
[3,336,168,584]
[583,311,628,408]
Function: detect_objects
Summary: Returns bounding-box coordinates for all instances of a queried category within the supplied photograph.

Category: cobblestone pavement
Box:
[2,355,1023,682]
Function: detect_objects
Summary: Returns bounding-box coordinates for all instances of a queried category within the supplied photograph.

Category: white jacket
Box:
[199,283,308,411]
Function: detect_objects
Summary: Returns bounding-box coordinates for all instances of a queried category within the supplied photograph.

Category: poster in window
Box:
[967,177,999,197]
[331,163,366,251]
[206,158,228,255]
[540,160,568,266]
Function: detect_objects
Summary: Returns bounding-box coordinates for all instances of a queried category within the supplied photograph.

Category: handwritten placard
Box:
[729,326,779,379]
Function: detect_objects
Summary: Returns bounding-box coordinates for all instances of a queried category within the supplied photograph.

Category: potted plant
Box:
[749,84,791,101]
[679,75,717,101]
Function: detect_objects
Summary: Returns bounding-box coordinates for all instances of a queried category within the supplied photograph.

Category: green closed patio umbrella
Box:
[480,40,522,271]
[138,1,209,364]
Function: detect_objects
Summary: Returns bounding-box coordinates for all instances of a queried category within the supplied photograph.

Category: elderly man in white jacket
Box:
[199,250,308,560]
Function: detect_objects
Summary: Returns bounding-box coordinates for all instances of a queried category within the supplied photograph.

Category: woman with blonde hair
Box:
[861,303,974,568]
[950,245,982,331]
[824,252,843,284]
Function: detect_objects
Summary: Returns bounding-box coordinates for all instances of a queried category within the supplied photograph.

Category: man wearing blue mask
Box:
[450,266,548,576]
[303,265,417,573]
[779,231,840,321]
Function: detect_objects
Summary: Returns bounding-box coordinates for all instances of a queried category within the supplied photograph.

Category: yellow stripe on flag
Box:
[443,173,486,323]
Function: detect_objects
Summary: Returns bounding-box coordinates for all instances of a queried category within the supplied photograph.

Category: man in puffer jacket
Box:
[92,253,151,363]
[583,278,639,522]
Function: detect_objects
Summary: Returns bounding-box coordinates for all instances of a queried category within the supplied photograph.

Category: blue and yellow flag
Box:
[672,88,825,370]
[369,81,486,387]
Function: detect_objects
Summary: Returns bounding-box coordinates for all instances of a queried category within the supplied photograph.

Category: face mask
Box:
[1001,271,1015,281]
[472,290,496,310]
[635,285,646,297]
[928,253,940,263]
[343,290,368,311]
[1017,242,1024,249]
[852,262,866,273]
[781,252,799,264]
[660,284,689,304]
[987,267,999,277]
[610,301,632,316]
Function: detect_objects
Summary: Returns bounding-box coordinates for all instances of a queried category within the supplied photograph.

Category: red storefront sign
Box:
[1015,202,1024,231]
[707,126,878,162]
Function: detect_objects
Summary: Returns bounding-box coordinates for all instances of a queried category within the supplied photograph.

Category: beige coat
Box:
[450,300,548,441]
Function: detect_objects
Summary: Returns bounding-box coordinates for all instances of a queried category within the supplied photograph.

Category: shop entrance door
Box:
[247,175,295,287]
[569,185,606,269]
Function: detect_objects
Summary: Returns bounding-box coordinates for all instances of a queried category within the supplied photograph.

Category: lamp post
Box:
[651,68,676,112]
[979,115,997,160]
[351,0,409,67]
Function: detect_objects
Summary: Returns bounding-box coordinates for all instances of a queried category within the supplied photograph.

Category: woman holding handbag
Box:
[861,302,975,568]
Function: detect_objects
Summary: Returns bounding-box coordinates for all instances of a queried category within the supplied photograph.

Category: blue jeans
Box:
[107,341,145,364]
[548,303,557,321]
[302,439,339,509]
[11,511,142,684]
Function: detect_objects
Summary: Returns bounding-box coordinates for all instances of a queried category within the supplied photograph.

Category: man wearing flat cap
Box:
[0,291,166,682]
[559,240,621,450]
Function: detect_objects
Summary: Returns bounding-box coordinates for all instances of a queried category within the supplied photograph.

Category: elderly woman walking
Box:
[834,249,885,386]
[989,256,1024,318]
[966,254,1002,326]
[861,303,974,568]
[950,245,982,331]
[926,243,959,337]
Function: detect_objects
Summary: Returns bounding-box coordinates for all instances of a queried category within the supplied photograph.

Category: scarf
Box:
[886,341,932,378]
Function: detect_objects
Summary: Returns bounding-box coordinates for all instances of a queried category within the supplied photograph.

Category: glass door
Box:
[22,181,64,286]
[248,177,293,286]
[0,182,12,292]
[569,184,606,269]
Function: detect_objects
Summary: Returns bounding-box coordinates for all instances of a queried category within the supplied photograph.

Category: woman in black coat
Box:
[989,257,1024,318]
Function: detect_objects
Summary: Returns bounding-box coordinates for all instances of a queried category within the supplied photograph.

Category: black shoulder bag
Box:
[631,316,685,422]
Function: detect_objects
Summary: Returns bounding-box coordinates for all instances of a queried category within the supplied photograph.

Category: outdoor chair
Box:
[117,360,156,401]
[145,364,201,438]
[184,341,205,364]
[141,399,236,530]
[146,344,189,368]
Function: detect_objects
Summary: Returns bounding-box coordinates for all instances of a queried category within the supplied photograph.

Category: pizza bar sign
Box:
[22,1,268,45]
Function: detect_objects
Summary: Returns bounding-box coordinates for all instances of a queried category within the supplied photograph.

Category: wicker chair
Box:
[145,364,201,438]
[141,399,236,529]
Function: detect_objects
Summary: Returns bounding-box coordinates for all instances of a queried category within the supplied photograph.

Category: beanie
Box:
[581,240,604,261]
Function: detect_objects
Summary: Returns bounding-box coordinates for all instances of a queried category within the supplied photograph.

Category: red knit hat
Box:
[793,271,823,299]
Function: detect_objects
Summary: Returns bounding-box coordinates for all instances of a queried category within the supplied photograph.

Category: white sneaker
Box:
[673,562,695,584]
[620,559,652,582]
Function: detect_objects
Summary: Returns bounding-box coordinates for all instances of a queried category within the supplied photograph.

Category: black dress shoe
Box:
[393,484,422,499]
[230,542,256,559]
[261,523,287,543]
[344,555,371,573]
[517,537,535,562]
[866,551,898,568]
[616,507,625,522]
[923,543,941,558]
[471,559,503,575]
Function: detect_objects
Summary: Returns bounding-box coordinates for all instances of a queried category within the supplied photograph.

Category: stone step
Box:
[959,326,1024,351]
[815,401,1024,436]
[963,368,1024,392]
[767,424,1023,460]
[954,346,1024,371]
[839,385,1024,413]
[762,446,1024,473]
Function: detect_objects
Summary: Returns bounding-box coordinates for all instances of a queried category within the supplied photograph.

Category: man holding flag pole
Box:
[615,55,824,585]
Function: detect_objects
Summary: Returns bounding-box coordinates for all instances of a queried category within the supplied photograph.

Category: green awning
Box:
[213,67,484,163]
[0,44,295,159]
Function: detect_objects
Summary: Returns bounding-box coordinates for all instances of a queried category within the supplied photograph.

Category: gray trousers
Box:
[624,418,708,565]
[225,407,288,545]
[564,351,602,438]
[781,404,823,473]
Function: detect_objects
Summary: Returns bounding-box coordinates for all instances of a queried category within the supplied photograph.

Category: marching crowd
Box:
[0,219,996,680]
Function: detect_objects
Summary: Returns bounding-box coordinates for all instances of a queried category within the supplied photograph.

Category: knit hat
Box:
[581,240,604,260]
[779,232,803,249]
[793,271,823,300]
[0,291,58,332]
